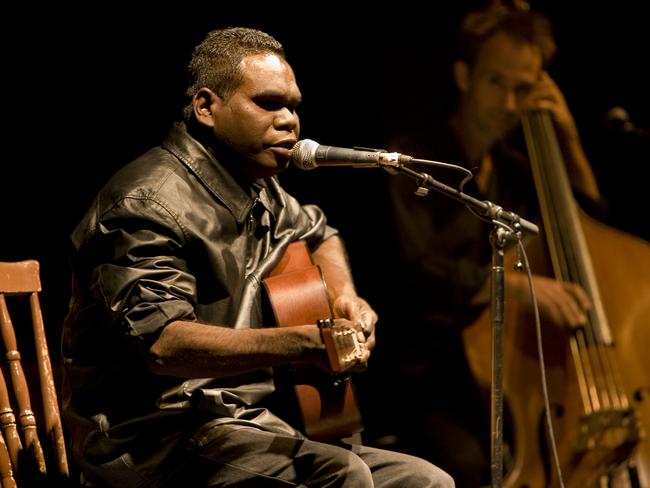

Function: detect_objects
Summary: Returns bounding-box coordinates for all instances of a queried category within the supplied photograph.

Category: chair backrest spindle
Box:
[0,260,69,486]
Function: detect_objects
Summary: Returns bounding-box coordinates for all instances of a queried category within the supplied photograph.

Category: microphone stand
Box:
[390,163,538,488]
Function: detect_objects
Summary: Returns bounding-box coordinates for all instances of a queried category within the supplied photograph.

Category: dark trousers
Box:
[162,423,454,487]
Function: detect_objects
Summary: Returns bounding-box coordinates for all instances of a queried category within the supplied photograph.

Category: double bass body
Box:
[462,110,650,487]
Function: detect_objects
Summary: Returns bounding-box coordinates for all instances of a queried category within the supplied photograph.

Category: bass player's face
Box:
[458,32,543,146]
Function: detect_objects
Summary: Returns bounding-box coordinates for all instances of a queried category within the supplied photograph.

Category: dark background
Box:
[2,2,648,366]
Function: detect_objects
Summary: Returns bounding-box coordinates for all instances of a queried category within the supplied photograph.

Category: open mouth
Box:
[269,139,297,160]
[273,140,297,150]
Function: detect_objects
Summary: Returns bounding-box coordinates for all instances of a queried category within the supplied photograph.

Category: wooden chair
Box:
[0,260,69,487]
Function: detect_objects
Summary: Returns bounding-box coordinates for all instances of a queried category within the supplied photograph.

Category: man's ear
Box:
[193,88,221,128]
[453,60,470,93]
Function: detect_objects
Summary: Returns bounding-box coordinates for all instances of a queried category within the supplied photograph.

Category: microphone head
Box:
[291,139,319,170]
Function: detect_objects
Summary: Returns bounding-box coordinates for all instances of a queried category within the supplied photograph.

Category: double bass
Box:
[463,109,650,487]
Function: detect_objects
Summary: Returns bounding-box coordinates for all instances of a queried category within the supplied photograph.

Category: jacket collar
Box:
[162,121,267,225]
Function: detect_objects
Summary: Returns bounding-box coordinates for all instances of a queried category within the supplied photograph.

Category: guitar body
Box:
[263,240,363,442]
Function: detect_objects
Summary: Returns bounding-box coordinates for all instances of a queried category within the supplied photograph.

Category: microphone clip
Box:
[351,146,405,170]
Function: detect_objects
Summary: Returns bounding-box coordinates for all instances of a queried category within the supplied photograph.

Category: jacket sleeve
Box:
[83,194,198,351]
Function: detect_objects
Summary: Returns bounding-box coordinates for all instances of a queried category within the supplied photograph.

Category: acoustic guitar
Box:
[263,240,365,442]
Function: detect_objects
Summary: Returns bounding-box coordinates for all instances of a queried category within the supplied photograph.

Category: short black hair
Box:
[182,27,285,121]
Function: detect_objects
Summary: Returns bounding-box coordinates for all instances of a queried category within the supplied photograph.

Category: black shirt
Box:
[384,120,536,333]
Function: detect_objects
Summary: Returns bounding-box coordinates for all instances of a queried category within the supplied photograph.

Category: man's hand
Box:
[332,294,377,351]
[507,272,591,328]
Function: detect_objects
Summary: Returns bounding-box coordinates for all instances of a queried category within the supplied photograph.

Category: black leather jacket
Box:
[62,121,335,483]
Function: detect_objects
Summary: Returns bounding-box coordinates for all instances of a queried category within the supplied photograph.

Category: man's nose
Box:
[275,108,299,130]
[503,90,518,112]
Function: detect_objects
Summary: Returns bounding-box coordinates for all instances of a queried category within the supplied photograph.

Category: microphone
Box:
[605,106,650,139]
[291,139,412,170]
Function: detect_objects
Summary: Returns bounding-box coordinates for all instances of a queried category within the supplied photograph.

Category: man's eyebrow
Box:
[256,90,302,101]
[254,91,303,107]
